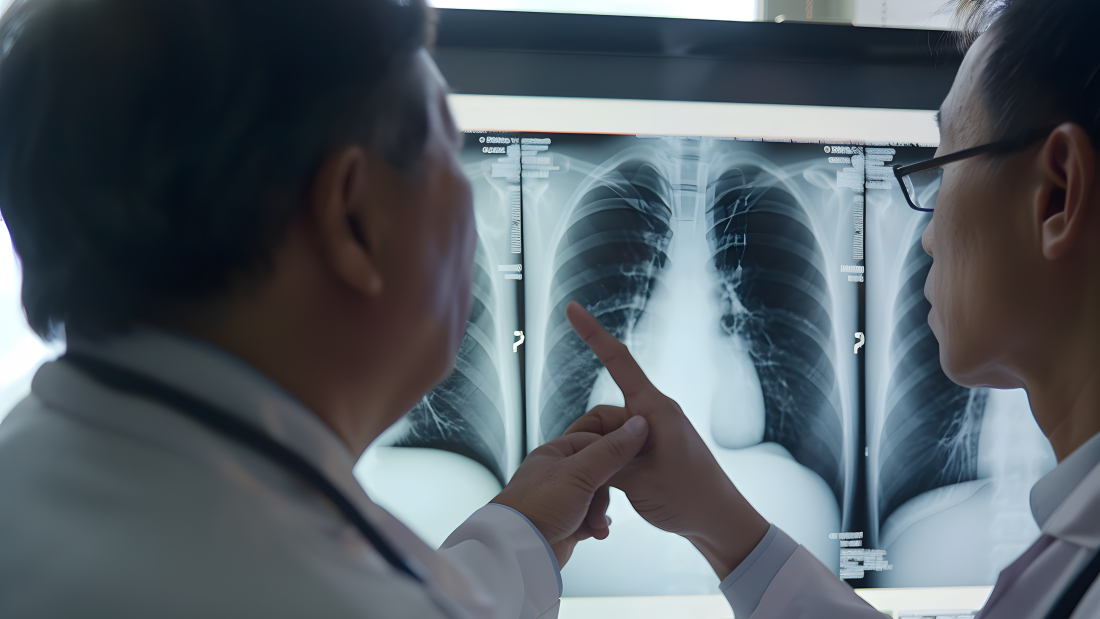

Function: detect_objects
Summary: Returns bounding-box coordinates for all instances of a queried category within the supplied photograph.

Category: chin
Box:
[938,343,1015,390]
[426,344,458,387]
[937,350,971,388]
[430,329,464,386]
[928,310,969,386]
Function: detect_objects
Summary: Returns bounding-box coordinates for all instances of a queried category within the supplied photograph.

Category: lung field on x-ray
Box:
[875,213,985,530]
[392,241,510,484]
[707,163,848,515]
[537,159,675,440]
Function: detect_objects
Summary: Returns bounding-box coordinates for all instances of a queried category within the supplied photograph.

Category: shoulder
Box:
[0,371,439,618]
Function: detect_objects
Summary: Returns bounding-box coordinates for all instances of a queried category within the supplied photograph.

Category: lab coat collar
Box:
[1033,431,1100,549]
[1030,431,1100,529]
[65,328,361,483]
[50,329,490,618]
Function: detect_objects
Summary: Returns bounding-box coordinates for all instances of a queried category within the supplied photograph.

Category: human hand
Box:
[492,412,649,567]
[563,301,770,579]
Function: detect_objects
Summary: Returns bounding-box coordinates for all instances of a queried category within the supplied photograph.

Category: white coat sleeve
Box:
[721,526,883,619]
[438,503,562,619]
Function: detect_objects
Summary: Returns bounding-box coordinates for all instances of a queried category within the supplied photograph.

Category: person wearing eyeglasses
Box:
[563,0,1100,618]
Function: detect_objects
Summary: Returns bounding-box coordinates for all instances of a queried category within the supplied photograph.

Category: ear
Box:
[1040,123,1096,260]
[308,146,385,297]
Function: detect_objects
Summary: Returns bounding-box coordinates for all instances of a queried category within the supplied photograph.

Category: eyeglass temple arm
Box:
[894,125,1060,176]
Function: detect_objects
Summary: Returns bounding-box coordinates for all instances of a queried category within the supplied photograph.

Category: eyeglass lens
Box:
[902,167,944,211]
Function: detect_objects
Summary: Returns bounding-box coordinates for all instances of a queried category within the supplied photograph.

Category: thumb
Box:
[566,415,649,493]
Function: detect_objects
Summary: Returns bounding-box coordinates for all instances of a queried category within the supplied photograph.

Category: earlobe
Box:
[1040,124,1095,261]
[346,213,385,296]
[309,146,386,298]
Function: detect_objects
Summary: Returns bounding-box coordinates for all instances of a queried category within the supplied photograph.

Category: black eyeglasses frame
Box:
[892,125,1059,212]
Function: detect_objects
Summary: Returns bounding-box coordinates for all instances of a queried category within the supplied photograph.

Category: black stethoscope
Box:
[64,353,423,583]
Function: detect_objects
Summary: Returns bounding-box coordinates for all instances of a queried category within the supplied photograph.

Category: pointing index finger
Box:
[565,301,655,401]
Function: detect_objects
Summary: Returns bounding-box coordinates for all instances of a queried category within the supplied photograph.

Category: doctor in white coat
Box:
[0,0,650,617]
[563,0,1100,617]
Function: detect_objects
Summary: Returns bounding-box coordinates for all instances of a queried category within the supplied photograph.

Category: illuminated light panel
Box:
[448,94,940,146]
[429,0,757,22]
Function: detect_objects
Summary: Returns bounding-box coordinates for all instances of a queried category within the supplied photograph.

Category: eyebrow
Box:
[934,110,942,129]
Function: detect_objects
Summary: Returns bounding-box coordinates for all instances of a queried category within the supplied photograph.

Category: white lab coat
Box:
[725,435,1100,619]
[0,331,561,619]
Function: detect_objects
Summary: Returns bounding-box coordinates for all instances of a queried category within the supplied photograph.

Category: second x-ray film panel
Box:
[521,133,862,595]
[864,146,1056,587]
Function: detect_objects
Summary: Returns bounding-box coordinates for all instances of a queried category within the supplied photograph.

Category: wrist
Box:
[684,486,769,580]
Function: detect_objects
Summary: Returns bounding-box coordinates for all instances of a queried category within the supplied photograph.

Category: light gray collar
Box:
[1030,430,1100,530]
[64,328,360,482]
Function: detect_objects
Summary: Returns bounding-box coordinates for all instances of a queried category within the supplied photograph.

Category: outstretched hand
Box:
[563,301,770,579]
[492,409,648,566]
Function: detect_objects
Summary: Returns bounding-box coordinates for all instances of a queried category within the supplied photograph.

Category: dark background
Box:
[432,9,962,111]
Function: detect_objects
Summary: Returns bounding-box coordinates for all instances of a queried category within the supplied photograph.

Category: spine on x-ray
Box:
[874,218,986,534]
[393,241,509,484]
[706,163,850,523]
[537,159,674,442]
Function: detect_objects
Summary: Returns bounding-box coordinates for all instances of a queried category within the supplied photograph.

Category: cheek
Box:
[452,178,476,332]
[936,213,972,313]
[929,165,1016,381]
[398,181,469,329]
[426,163,475,349]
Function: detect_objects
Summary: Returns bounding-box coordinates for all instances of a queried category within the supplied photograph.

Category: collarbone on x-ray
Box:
[359,132,1056,595]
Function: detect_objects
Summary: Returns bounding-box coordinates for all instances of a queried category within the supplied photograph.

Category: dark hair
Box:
[955,0,1100,143]
[0,0,433,338]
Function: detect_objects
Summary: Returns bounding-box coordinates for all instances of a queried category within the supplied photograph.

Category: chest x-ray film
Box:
[522,134,860,594]
[863,146,1056,588]
[356,126,1056,594]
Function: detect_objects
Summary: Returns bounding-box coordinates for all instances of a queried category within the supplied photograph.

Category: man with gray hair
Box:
[0,0,649,616]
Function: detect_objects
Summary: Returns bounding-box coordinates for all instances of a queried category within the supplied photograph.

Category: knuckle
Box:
[605,436,631,462]
[570,468,600,493]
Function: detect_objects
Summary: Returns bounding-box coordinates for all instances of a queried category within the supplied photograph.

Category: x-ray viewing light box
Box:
[354,93,1056,618]
[448,94,941,146]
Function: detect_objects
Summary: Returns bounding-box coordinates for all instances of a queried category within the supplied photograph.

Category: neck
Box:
[194,315,393,455]
[1023,316,1100,461]
[1030,373,1100,462]
[167,260,406,457]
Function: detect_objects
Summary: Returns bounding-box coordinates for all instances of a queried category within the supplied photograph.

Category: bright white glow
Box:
[429,0,756,22]
[354,446,502,548]
[852,0,956,29]
[449,95,940,146]
[558,587,993,618]
[430,0,961,28]
[0,221,64,424]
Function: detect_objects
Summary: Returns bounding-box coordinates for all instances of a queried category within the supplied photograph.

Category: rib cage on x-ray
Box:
[706,164,848,519]
[876,217,985,529]
[537,160,674,440]
[392,241,508,484]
